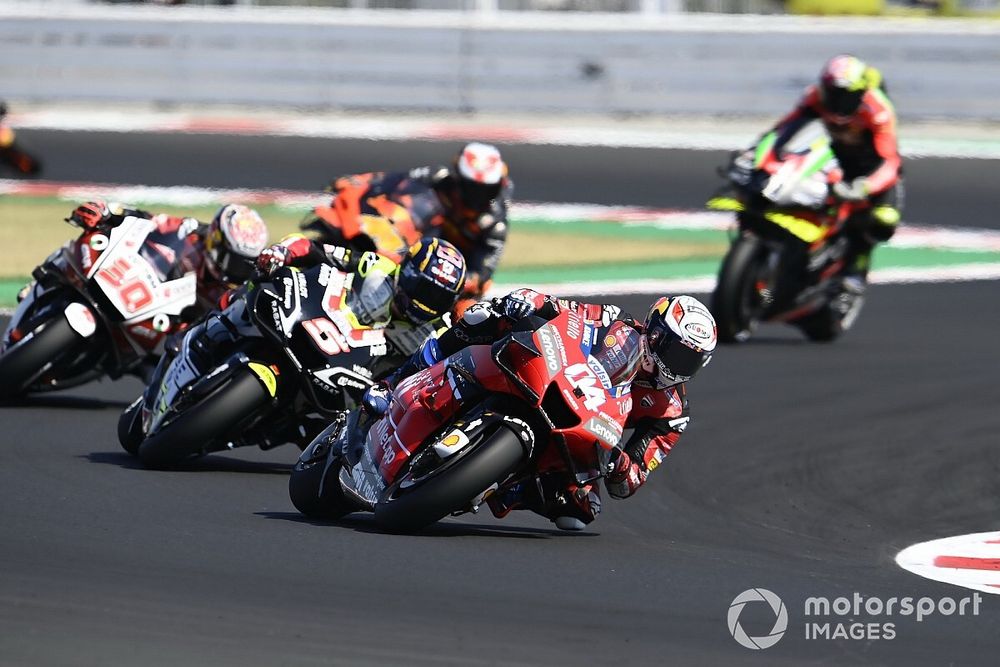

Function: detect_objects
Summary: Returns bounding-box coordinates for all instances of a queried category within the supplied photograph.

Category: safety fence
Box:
[2,5,1000,119]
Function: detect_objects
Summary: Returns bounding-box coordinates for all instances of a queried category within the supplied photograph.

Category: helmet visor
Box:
[821,84,863,119]
[214,246,255,283]
[458,177,501,214]
[649,335,707,384]
[395,264,458,323]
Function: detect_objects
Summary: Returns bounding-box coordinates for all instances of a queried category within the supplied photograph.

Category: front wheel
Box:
[136,367,272,469]
[118,397,144,456]
[711,235,770,343]
[374,426,525,533]
[289,453,354,520]
[0,316,84,400]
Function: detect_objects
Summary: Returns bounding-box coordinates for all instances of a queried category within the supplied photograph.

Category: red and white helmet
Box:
[643,295,717,388]
[206,204,269,284]
[452,142,506,219]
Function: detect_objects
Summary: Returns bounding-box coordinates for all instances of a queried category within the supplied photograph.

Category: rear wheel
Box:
[374,426,525,533]
[0,316,84,400]
[136,367,271,469]
[711,236,769,343]
[795,289,865,343]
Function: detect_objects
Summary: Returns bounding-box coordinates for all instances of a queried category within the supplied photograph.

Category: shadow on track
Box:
[2,395,132,410]
[82,451,294,475]
[256,511,598,539]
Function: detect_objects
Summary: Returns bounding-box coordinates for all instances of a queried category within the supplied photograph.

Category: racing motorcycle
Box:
[0,215,198,400]
[708,121,865,343]
[289,309,636,533]
[0,104,42,176]
[300,180,420,263]
[119,262,390,468]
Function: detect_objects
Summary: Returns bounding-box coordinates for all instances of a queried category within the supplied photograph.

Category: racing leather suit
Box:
[385,288,691,526]
[330,167,511,308]
[769,78,903,276]
[261,233,448,377]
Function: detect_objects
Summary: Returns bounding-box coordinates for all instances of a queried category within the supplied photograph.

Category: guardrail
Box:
[3,6,1000,120]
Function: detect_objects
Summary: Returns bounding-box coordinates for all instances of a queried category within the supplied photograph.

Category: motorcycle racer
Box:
[361,288,718,530]
[65,200,270,312]
[255,234,467,376]
[761,55,902,291]
[324,142,512,315]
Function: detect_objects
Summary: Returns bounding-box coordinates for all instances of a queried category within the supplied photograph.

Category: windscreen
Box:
[590,321,642,388]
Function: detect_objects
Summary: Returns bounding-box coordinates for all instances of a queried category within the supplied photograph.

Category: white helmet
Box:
[452,142,505,217]
[643,295,717,387]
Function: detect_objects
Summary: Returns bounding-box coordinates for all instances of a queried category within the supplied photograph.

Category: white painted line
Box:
[897,531,1000,595]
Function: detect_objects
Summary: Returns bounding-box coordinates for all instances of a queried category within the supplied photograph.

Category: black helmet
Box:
[393,237,467,323]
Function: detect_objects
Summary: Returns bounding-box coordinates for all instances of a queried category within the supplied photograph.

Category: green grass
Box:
[0,195,729,279]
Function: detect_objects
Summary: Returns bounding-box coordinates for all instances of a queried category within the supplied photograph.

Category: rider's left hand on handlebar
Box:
[606,447,631,482]
[361,381,392,419]
[67,200,111,229]
[255,244,292,276]
[832,177,869,202]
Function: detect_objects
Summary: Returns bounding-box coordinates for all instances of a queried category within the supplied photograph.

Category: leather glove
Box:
[67,200,111,229]
[606,447,631,483]
[361,381,392,418]
[832,178,869,202]
[501,294,536,321]
[255,244,292,276]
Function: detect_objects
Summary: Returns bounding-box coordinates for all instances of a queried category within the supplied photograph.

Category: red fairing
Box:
[372,346,517,483]
[371,310,634,493]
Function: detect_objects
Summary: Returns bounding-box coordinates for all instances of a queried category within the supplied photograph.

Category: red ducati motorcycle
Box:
[289,310,639,532]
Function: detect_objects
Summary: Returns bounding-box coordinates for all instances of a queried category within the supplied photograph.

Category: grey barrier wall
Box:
[2,5,1000,120]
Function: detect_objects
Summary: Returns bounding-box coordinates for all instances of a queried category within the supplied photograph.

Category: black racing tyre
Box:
[118,397,144,456]
[374,426,525,533]
[711,236,767,344]
[136,367,271,469]
[0,316,83,401]
[795,291,865,343]
[289,454,354,520]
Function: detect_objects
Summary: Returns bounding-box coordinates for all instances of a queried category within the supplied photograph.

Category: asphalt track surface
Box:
[2,131,1000,666]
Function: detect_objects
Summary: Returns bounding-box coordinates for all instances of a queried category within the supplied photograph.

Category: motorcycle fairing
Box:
[89,216,197,322]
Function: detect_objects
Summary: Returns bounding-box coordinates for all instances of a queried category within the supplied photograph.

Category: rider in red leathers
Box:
[362,288,718,530]
[323,142,512,315]
[763,55,903,292]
